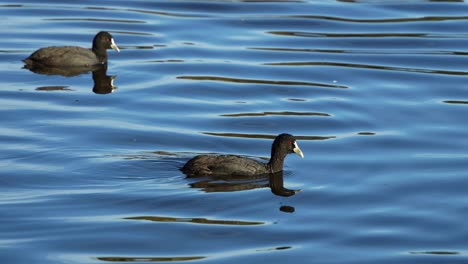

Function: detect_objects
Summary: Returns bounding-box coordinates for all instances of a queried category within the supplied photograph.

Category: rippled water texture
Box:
[2,1,468,263]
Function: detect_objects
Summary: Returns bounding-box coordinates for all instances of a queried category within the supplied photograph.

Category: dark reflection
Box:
[96,256,206,262]
[268,31,461,38]
[269,171,301,197]
[283,14,468,23]
[122,8,209,18]
[25,64,117,94]
[444,100,468,104]
[202,131,335,141]
[410,251,459,255]
[250,47,346,53]
[124,216,264,226]
[177,75,347,89]
[149,59,184,63]
[221,111,330,117]
[0,4,22,7]
[265,61,468,76]
[190,174,269,193]
[280,206,295,213]
[252,46,467,56]
[44,18,145,24]
[257,246,293,252]
[92,66,117,94]
[23,62,101,77]
[189,171,300,197]
[35,86,73,92]
[357,132,376,136]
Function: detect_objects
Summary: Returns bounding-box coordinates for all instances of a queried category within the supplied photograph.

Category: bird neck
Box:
[92,46,107,64]
[267,150,286,173]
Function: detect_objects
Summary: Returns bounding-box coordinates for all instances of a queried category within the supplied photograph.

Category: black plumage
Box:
[181,133,304,177]
[23,31,119,68]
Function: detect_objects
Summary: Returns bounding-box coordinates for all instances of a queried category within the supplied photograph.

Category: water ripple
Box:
[265,61,468,75]
[285,15,468,23]
[3,1,468,264]
[221,111,331,117]
[96,256,206,262]
[202,132,335,141]
[125,216,264,226]
[44,18,146,24]
[268,31,468,39]
[177,75,348,88]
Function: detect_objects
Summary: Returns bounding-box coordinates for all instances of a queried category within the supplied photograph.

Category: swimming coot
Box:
[23,31,120,68]
[181,133,304,177]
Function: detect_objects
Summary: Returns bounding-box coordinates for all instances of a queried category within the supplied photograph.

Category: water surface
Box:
[2,1,468,263]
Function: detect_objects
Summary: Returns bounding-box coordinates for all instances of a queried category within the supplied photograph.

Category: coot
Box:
[181,133,304,177]
[23,31,120,68]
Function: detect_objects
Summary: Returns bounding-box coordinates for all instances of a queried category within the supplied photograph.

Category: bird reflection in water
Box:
[189,171,300,198]
[24,64,117,94]
[92,65,117,94]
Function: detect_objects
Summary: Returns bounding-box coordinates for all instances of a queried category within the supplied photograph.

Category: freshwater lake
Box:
[1,1,468,263]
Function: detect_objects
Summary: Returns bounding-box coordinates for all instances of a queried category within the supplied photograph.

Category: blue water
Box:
[2,1,468,263]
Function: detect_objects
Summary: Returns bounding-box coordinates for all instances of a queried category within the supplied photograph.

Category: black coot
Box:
[23,31,120,68]
[181,133,304,177]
